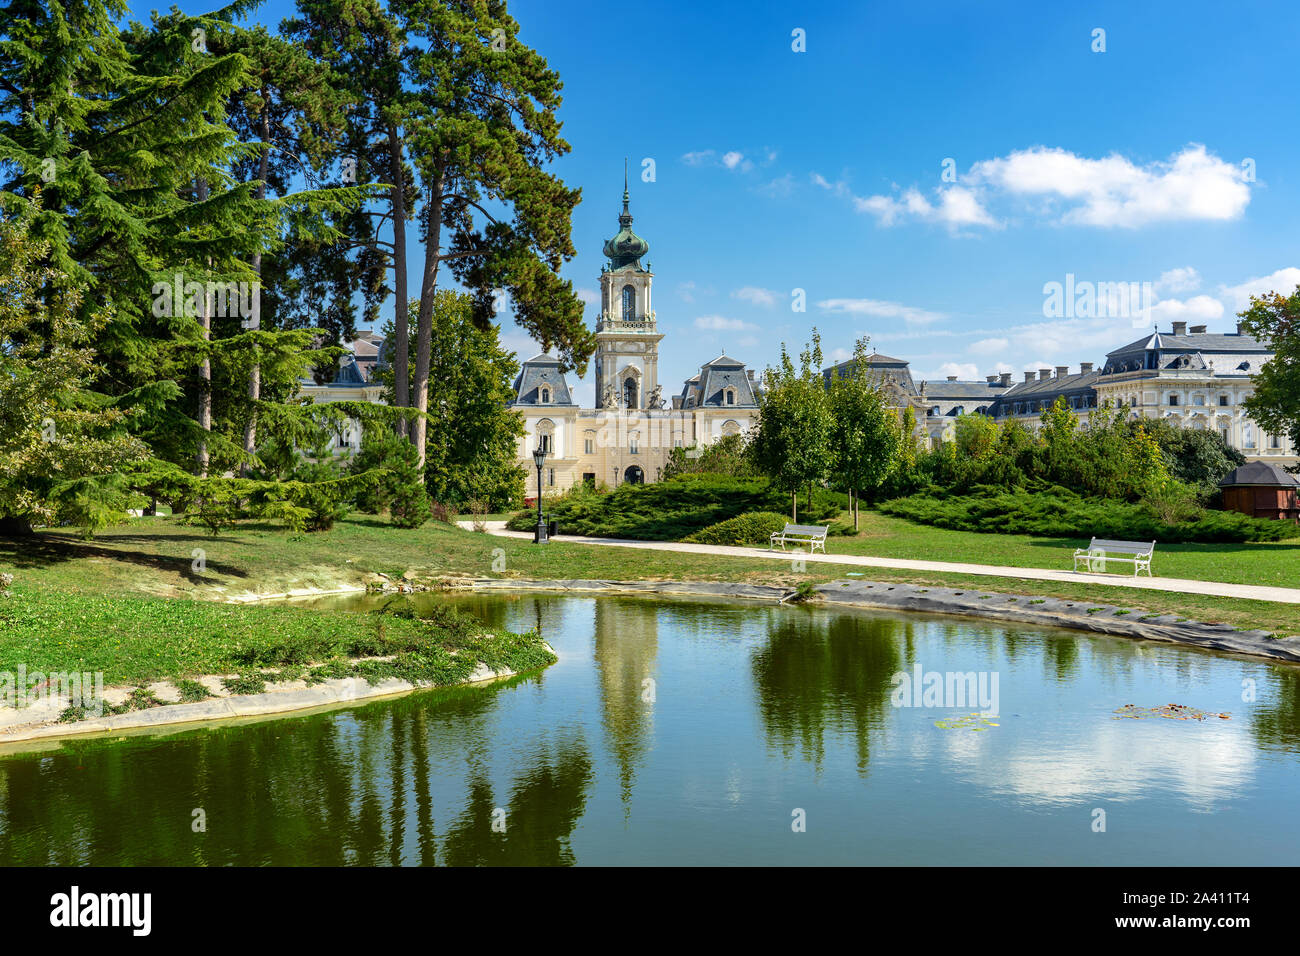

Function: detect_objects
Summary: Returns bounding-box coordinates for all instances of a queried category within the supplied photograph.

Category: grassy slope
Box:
[1,511,1297,677]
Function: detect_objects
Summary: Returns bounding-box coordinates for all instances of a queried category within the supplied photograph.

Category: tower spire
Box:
[623,157,629,211]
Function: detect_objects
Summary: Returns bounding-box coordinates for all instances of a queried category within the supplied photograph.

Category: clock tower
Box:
[595,172,664,411]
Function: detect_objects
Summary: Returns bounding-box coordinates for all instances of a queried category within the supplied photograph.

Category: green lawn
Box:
[826,509,1300,589]
[2,512,1298,668]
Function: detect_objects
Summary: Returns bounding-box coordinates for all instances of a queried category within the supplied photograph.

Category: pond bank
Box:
[0,654,543,752]
[469,577,1300,664]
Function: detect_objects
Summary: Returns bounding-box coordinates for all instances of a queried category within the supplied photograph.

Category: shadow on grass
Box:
[0,533,251,584]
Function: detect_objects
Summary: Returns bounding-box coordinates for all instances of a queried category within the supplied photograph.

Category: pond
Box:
[1,592,1298,865]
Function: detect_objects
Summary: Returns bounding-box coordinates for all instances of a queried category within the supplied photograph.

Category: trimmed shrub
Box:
[878,487,1300,543]
[506,473,840,540]
[684,511,790,546]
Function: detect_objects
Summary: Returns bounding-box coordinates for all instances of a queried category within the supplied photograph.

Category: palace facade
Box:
[510,182,760,495]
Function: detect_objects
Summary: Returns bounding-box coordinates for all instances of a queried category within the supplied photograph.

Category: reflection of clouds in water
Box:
[968,723,1254,809]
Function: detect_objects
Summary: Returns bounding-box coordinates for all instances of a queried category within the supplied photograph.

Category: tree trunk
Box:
[791,489,797,522]
[387,123,411,438]
[242,103,271,473]
[196,178,211,478]
[854,489,860,531]
[412,162,447,476]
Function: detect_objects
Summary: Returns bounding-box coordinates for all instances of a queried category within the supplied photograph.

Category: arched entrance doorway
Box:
[623,465,644,485]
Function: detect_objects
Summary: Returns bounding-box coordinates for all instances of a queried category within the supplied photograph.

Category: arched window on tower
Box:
[624,377,638,409]
[621,285,635,322]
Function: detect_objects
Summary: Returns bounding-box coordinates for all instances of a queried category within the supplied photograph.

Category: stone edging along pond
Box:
[470,577,1300,665]
[0,656,544,754]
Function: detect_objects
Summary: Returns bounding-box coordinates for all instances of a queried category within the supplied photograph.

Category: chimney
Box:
[1236,321,1244,334]
[1024,371,1036,383]
[1000,372,1013,387]
[986,375,997,384]
[1172,321,1187,336]
[1080,362,1093,373]
[1039,368,1052,381]
[946,375,958,382]
[1055,366,1069,378]
[747,369,754,381]
[1189,324,1207,334]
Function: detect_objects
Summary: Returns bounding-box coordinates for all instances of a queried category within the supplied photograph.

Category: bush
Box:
[683,511,790,546]
[505,473,841,540]
[349,430,429,527]
[878,486,1300,543]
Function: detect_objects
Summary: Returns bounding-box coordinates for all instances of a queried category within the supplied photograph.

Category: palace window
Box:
[1219,395,1229,406]
[624,377,638,409]
[540,387,550,403]
[1243,424,1255,447]
[584,438,594,455]
[1168,394,1179,407]
[725,388,735,405]
[629,434,639,454]
[536,419,555,454]
[621,285,635,321]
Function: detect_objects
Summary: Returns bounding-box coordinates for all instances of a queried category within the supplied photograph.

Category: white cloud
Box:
[756,173,794,198]
[732,286,779,307]
[721,150,749,171]
[841,183,998,230]
[1220,267,1300,311]
[694,315,755,331]
[969,336,1010,355]
[818,145,1253,232]
[816,297,946,326]
[826,347,853,364]
[935,362,979,380]
[970,144,1251,228]
[576,287,599,305]
[684,149,753,173]
[677,281,697,303]
[1149,294,1223,323]
[1157,267,1200,294]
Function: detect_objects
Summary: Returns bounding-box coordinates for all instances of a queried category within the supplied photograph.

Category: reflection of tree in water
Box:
[592,598,658,807]
[0,680,513,866]
[441,735,594,866]
[751,610,905,774]
[1250,665,1300,752]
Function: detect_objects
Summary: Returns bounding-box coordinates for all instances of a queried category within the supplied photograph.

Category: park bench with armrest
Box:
[1072,538,1156,576]
[770,523,829,554]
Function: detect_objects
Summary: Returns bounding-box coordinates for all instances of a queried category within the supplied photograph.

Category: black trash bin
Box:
[547,518,558,538]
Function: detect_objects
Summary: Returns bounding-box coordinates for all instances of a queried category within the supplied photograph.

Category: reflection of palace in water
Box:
[592,598,659,806]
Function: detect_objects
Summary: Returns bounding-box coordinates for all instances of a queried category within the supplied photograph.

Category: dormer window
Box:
[725,388,735,405]
[540,387,550,404]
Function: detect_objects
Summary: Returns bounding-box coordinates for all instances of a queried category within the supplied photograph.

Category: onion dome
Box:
[602,165,649,270]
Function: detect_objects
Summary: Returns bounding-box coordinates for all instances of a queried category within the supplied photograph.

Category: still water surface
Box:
[2,592,1298,865]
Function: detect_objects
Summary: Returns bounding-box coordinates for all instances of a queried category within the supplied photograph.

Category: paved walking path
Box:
[459,521,1300,605]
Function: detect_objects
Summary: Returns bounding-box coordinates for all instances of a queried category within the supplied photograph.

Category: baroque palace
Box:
[299,183,1293,486]
[508,182,760,493]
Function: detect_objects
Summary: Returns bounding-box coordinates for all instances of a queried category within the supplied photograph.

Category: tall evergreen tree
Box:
[285,0,593,477]
[0,197,147,534]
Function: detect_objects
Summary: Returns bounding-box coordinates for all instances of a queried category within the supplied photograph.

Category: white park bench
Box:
[770,523,829,554]
[1072,538,1156,577]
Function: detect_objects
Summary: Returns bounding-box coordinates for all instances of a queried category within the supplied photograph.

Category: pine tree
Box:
[0,197,147,534]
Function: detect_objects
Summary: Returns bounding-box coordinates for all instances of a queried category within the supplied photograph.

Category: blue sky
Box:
[198,0,1300,404]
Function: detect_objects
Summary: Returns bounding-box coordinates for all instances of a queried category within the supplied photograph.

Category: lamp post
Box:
[532,444,548,544]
